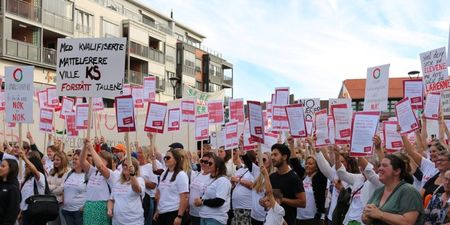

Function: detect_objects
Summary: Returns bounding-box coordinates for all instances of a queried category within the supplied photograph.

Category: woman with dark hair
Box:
[0,159,20,225]
[19,149,48,225]
[62,150,87,225]
[422,151,450,205]
[154,149,189,225]
[194,155,232,225]
[424,169,450,224]
[190,152,214,225]
[80,139,114,225]
[218,147,235,177]
[362,154,424,225]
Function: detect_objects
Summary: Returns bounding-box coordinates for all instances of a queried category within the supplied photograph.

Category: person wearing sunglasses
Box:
[194,155,231,225]
[190,152,214,225]
[154,149,189,225]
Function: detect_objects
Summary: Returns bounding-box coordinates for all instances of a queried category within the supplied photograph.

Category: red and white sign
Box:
[285,104,307,138]
[383,121,403,153]
[314,109,330,147]
[181,100,195,123]
[46,87,59,108]
[364,64,390,111]
[167,108,181,131]
[225,120,239,150]
[65,112,78,137]
[328,116,335,144]
[144,102,167,133]
[5,66,34,123]
[248,101,264,143]
[195,113,209,141]
[274,87,289,106]
[395,98,420,135]
[424,92,440,120]
[37,90,47,109]
[122,84,131,96]
[93,97,104,111]
[75,97,83,105]
[243,119,257,151]
[75,104,89,130]
[403,79,423,109]
[350,111,380,157]
[131,86,144,108]
[331,104,352,144]
[143,76,156,102]
[39,108,53,133]
[420,47,449,93]
[272,105,289,132]
[207,100,224,124]
[60,97,75,119]
[229,98,244,123]
[261,132,278,153]
[115,95,136,132]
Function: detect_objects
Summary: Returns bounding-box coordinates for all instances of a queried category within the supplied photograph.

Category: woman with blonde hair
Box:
[48,151,70,225]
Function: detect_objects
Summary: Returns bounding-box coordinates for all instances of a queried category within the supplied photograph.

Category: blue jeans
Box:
[144,197,155,225]
[62,210,83,225]
[200,218,224,225]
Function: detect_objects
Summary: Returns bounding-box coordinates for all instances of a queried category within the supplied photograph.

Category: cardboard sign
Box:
[272,105,289,132]
[167,108,181,131]
[364,64,390,111]
[75,103,89,130]
[395,98,420,135]
[46,87,59,108]
[225,120,239,150]
[243,119,257,151]
[315,109,330,147]
[331,103,352,144]
[248,101,264,143]
[350,111,380,157]
[181,100,195,123]
[298,98,321,121]
[60,97,75,119]
[144,102,167,133]
[420,47,449,93]
[56,38,127,97]
[143,76,156,102]
[403,79,423,110]
[5,66,34,123]
[285,104,307,138]
[424,92,440,120]
[207,100,224,124]
[195,113,209,141]
[383,121,403,153]
[39,108,53,133]
[115,95,136,132]
[93,97,104,111]
[274,87,289,106]
[229,98,244,123]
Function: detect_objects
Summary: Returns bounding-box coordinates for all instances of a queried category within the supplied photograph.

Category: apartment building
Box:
[0,0,233,105]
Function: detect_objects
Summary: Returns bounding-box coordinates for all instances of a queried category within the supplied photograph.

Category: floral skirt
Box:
[83,201,111,225]
[231,208,251,225]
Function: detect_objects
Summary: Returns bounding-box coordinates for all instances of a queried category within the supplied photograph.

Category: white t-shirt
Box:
[21,172,46,210]
[420,158,439,188]
[189,171,212,217]
[297,176,316,219]
[110,174,145,225]
[63,171,87,211]
[86,166,114,201]
[199,176,231,224]
[44,157,54,174]
[140,163,158,197]
[265,202,285,225]
[231,168,254,209]
[251,189,266,221]
[157,170,189,213]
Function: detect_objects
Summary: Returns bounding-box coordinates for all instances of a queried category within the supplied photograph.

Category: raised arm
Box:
[89,142,111,179]
[421,117,428,148]
[80,138,92,173]
[19,149,41,180]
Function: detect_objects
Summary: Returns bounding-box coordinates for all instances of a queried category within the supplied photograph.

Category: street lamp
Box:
[408,71,420,79]
[169,74,180,100]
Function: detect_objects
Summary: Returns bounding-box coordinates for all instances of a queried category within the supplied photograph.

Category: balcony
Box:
[75,24,93,36]
[42,47,56,65]
[126,70,147,85]
[223,75,233,87]
[43,10,73,34]
[129,41,165,64]
[5,38,40,62]
[149,48,164,64]
[209,73,223,85]
[6,0,41,22]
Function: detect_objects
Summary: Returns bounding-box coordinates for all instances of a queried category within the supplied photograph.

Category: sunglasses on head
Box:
[163,156,171,161]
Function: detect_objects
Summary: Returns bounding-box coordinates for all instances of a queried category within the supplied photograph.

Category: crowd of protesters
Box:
[3,112,450,225]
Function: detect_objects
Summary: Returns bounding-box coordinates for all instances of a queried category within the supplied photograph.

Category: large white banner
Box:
[56,38,127,97]
[364,64,390,111]
[5,66,34,123]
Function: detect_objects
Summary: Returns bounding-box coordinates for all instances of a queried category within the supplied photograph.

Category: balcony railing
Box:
[5,38,40,62]
[43,10,73,34]
[75,24,93,36]
[126,70,147,85]
[6,0,41,22]
[42,47,56,65]
[149,48,164,64]
[130,42,148,58]
[223,76,233,87]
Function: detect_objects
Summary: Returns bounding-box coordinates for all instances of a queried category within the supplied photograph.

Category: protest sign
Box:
[315,109,330,147]
[115,95,136,132]
[181,100,195,123]
[272,105,289,132]
[243,119,257,151]
[328,116,335,144]
[207,100,224,124]
[285,104,307,138]
[395,98,420,135]
[350,111,380,157]
[0,91,4,111]
[65,112,78,137]
[210,127,225,149]
[383,121,403,153]
[195,113,209,141]
[261,132,278,153]
[403,79,423,110]
[424,92,440,120]
[60,97,75,119]
[131,86,144,108]
[75,103,89,130]
[420,47,449,93]
[5,66,34,123]
[298,98,321,121]
[143,76,156,102]
[229,98,244,123]
[75,97,83,105]
[39,108,53,133]
[274,87,289,106]
[56,38,127,97]
[144,102,167,133]
[37,90,47,109]
[331,104,352,144]
[46,87,59,108]
[93,97,104,111]
[225,120,239,150]
[441,90,450,116]
[306,120,313,136]
[247,101,264,143]
[167,108,181,131]
[328,98,352,113]
[364,64,390,111]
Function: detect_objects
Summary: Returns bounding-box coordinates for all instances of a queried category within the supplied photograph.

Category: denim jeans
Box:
[61,210,83,225]
[200,218,225,225]
[144,197,155,225]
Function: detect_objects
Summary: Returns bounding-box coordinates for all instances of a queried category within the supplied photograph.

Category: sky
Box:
[142,0,450,102]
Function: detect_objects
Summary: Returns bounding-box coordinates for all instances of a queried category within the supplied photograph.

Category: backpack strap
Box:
[64,170,75,183]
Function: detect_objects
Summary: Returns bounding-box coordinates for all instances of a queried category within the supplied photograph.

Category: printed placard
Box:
[167,108,181,131]
[143,76,156,102]
[144,102,167,133]
[328,98,352,113]
[248,101,264,143]
[285,104,307,138]
[395,98,420,135]
[115,95,136,132]
[207,100,224,124]
[272,105,289,132]
[93,97,104,111]
[75,103,89,130]
[403,79,423,110]
[424,92,440,120]
[37,90,47,109]
[56,37,127,97]
[315,109,330,147]
[383,121,403,153]
[60,97,75,119]
[243,119,258,151]
[46,87,59,108]
[5,66,34,123]
[274,87,289,106]
[331,104,352,144]
[131,86,144,108]
[328,116,335,144]
[195,113,209,141]
[298,98,321,121]
[39,108,53,133]
[261,132,278,153]
[225,120,239,150]
[420,47,449,93]
[229,98,244,123]
[181,100,196,123]
[350,111,380,157]
[364,64,390,111]
[65,111,78,137]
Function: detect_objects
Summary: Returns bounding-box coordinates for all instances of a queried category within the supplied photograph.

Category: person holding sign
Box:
[79,139,114,225]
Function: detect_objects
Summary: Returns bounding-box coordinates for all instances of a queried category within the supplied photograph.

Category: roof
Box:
[341,77,411,99]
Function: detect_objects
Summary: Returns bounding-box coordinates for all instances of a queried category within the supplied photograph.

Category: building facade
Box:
[0,0,233,105]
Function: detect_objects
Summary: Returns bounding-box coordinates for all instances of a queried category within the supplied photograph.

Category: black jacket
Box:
[0,180,21,225]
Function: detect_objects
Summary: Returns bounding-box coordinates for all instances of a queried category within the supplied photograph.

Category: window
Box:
[75,9,93,35]
[142,15,156,28]
[209,83,221,92]
[388,100,398,112]
[165,45,176,64]
[43,0,73,19]
[102,19,120,37]
[195,58,202,72]
[196,81,202,91]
